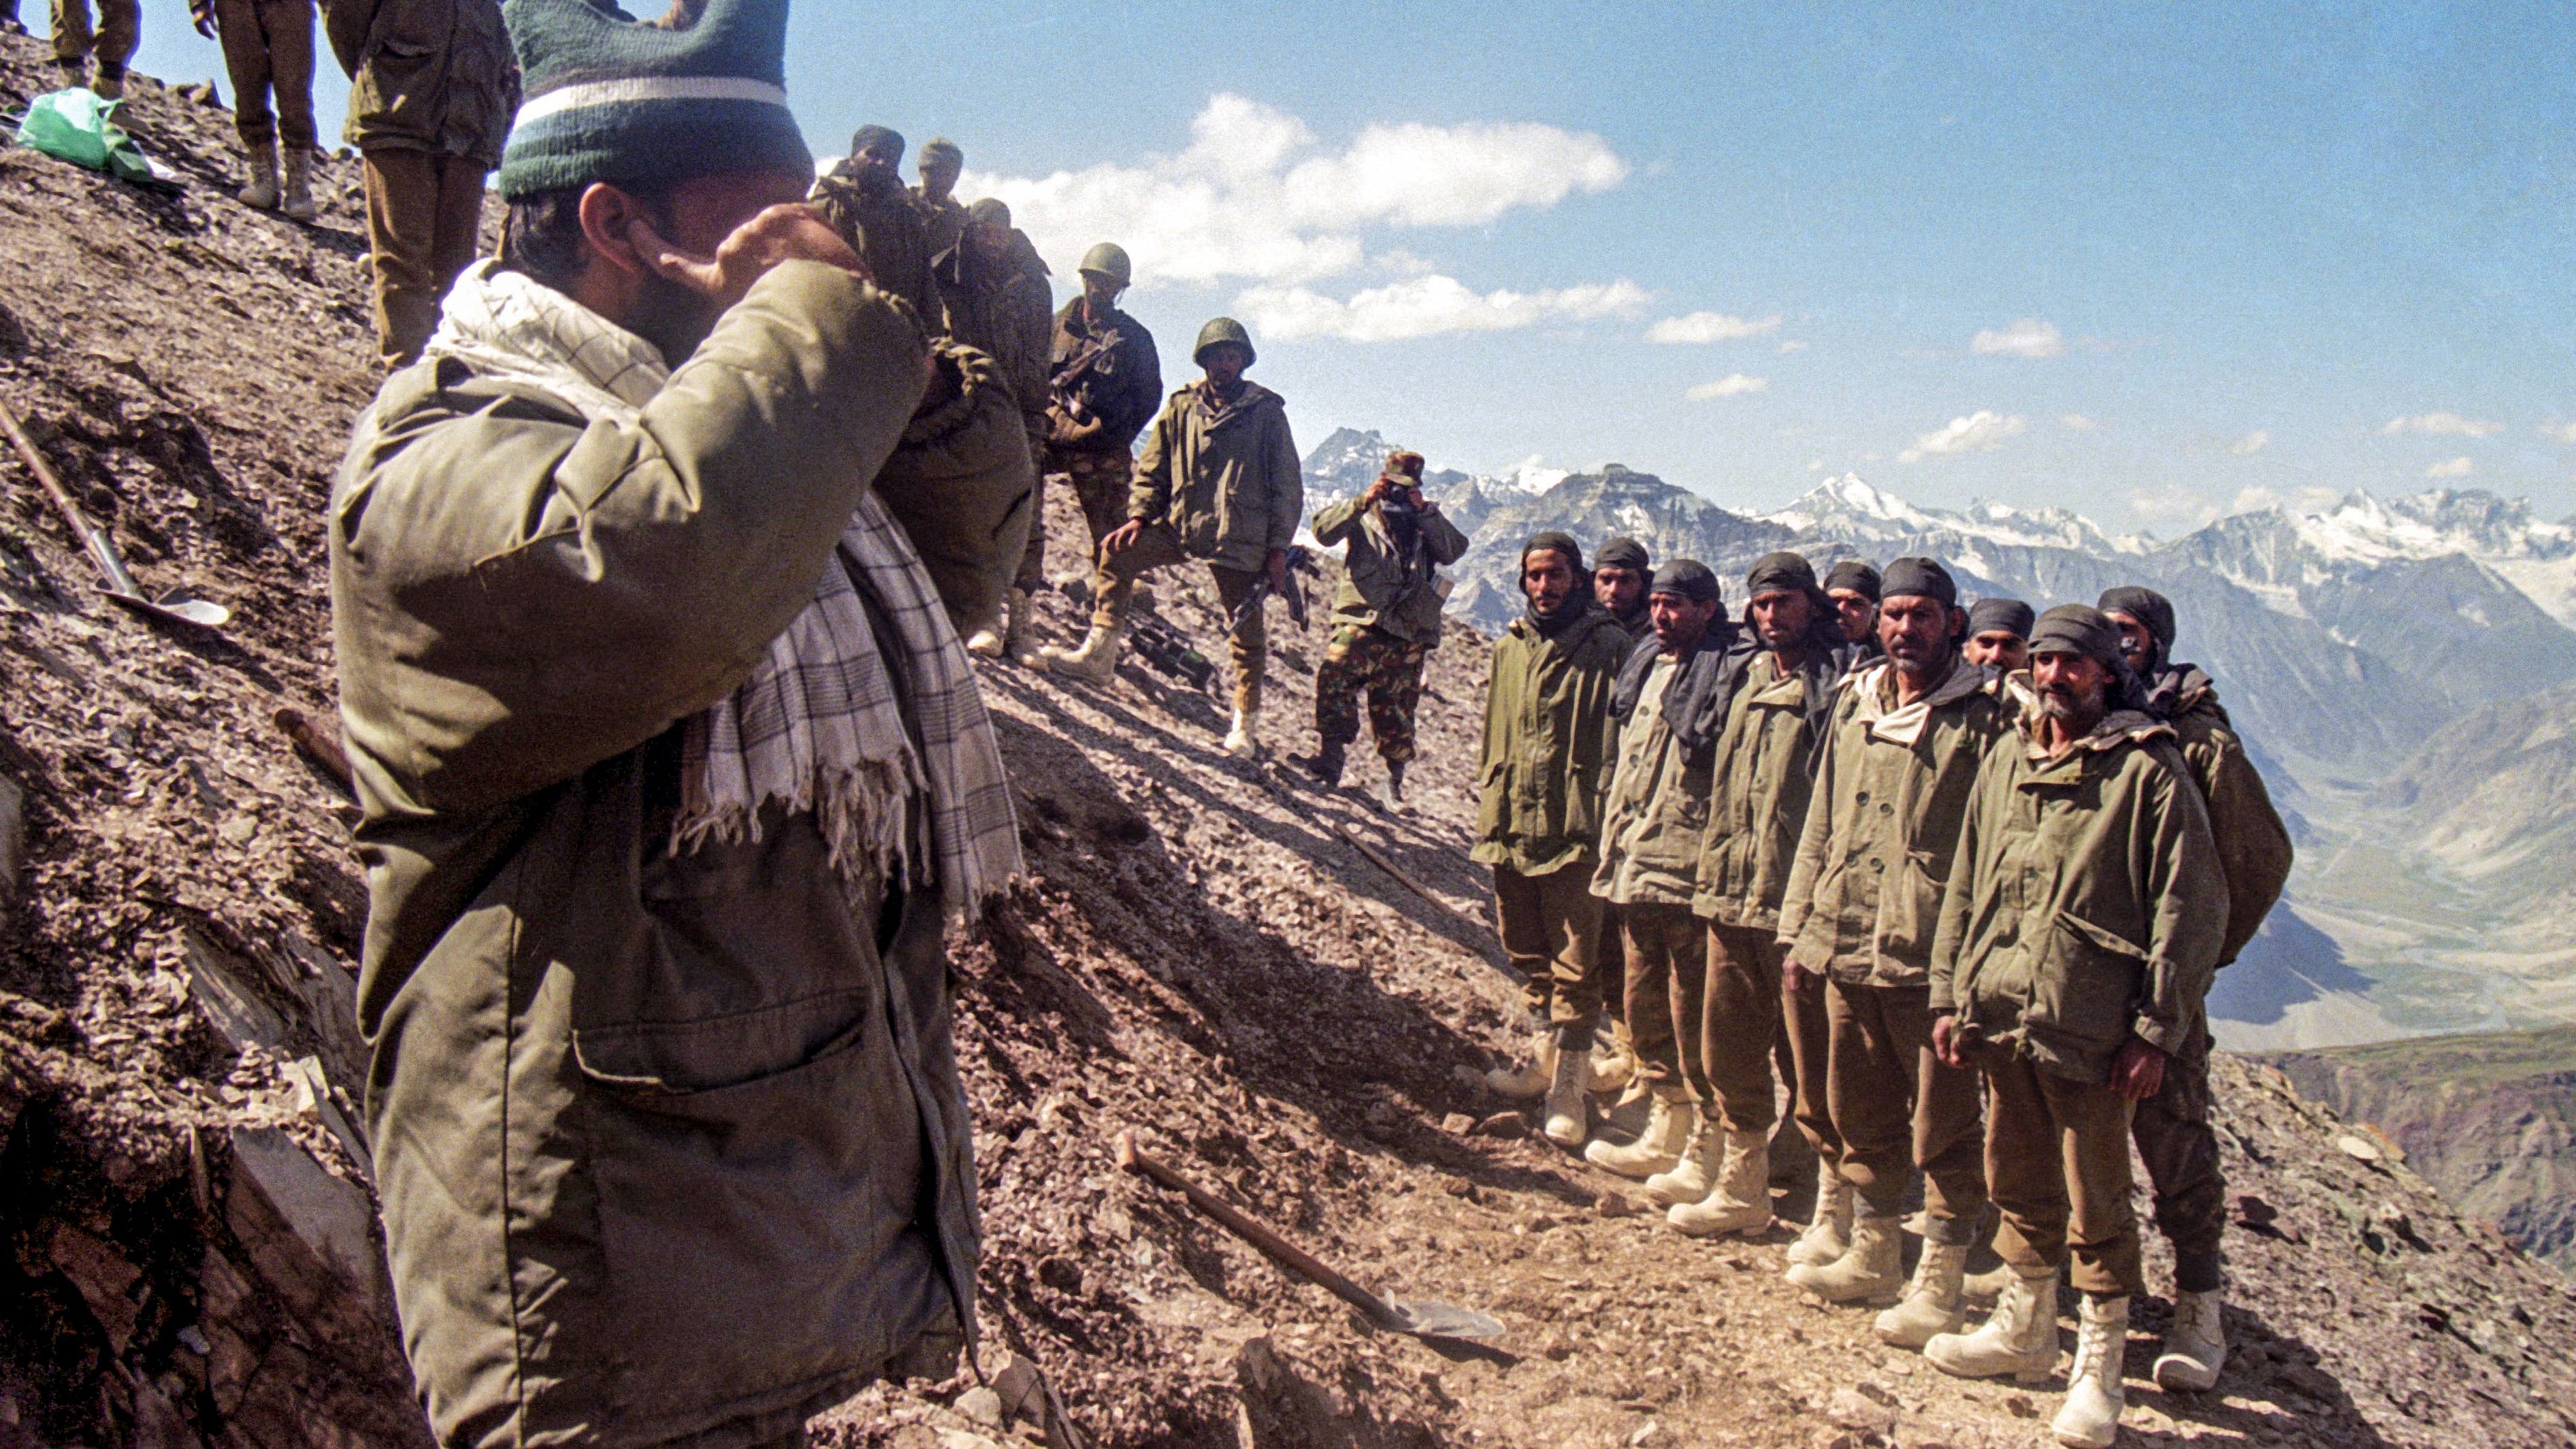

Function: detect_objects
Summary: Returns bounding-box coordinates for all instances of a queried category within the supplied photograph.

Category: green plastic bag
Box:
[14,87,154,184]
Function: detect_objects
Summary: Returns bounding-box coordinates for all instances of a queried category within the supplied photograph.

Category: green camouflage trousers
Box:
[1314,623,1430,762]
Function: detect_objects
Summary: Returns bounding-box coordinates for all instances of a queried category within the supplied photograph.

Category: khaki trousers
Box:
[1778,960,1843,1175]
[1983,1049,2142,1298]
[1494,863,1603,1030]
[1701,922,1786,1138]
[1092,521,1265,714]
[1620,902,1708,1101]
[50,0,137,67]
[363,148,490,370]
[214,0,314,151]
[2132,1017,2226,1290]
[1823,979,1986,1243]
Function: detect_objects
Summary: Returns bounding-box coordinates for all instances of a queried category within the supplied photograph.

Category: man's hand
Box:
[1101,519,1146,556]
[1266,548,1291,594]
[1049,412,1104,446]
[630,203,866,313]
[1363,475,1394,506]
[1931,1012,1972,1071]
[2108,1037,2168,1101]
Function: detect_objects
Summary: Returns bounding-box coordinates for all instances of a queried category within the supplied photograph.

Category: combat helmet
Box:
[1077,242,1132,288]
[1194,316,1256,368]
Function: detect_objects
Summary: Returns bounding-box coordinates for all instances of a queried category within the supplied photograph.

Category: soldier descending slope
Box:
[1034,243,1163,557]
[1298,451,1468,807]
[1476,533,1635,1149]
[1774,559,2007,1344]
[937,197,1055,664]
[2096,584,2294,1394]
[1047,319,1302,760]
[1925,606,2228,1449]
[811,124,943,328]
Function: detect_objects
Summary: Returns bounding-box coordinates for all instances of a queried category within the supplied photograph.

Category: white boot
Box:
[1484,1029,1554,1100]
[1222,704,1259,758]
[280,148,319,222]
[1541,1037,1593,1147]
[1039,621,1124,682]
[1002,589,1041,668]
[1876,1241,1971,1348]
[238,141,280,210]
[1666,1129,1773,1237]
[1785,1212,1902,1303]
[1642,1116,1719,1207]
[1962,1262,2016,1305]
[2052,1295,2130,1448]
[1925,1265,2062,1382]
[2152,1286,2226,1392]
[1787,1176,1854,1267]
[1584,1094,1693,1179]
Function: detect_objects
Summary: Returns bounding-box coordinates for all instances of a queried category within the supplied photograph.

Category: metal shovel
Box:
[0,395,231,631]
[1113,1130,1507,1345]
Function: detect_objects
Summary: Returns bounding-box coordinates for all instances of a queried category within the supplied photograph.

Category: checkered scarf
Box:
[427,261,1022,915]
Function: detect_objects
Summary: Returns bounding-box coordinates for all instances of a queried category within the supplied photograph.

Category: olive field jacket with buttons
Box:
[1591,634,1739,907]
[1778,659,2013,988]
[1126,380,1303,575]
[1691,648,1844,932]
[1471,603,1634,877]
[1311,494,1468,645]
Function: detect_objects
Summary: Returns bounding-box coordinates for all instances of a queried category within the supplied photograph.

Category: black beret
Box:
[1880,556,1957,608]
[1746,551,1817,599]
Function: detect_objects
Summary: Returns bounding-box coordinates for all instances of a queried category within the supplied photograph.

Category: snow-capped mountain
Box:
[2279,490,2576,629]
[1758,473,2150,558]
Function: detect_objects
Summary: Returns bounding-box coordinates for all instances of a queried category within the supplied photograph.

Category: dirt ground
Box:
[3,33,2575,1449]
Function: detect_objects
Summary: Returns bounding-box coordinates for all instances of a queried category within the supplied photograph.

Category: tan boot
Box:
[90,63,125,101]
[1484,1029,1554,1100]
[238,141,281,210]
[1925,1265,2062,1382]
[1876,1241,1971,1347]
[1222,704,1259,758]
[1787,1176,1854,1267]
[1642,1116,1719,1207]
[1541,1035,1592,1147]
[1961,1262,2016,1306]
[1584,1093,1693,1179]
[1785,1213,1904,1304]
[1665,1128,1773,1237]
[1590,1020,1637,1095]
[2051,1295,2129,1448]
[965,621,1007,656]
[281,148,319,221]
[2152,1286,2226,1392]
[1002,588,1041,667]
[1039,621,1123,683]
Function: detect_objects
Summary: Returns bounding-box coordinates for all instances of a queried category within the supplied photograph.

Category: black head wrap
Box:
[1967,597,2036,640]
[1823,560,1881,601]
[1879,557,1957,608]
[1522,531,1584,572]
[1649,559,1721,605]
[1596,536,1651,576]
[2097,587,2177,651]
[2029,605,2127,670]
[1745,551,1817,600]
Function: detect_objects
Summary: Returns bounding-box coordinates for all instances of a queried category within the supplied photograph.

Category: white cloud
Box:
[1646,311,1782,344]
[2230,485,2341,515]
[1236,276,1648,343]
[2059,413,2100,432]
[2127,486,2219,530]
[1806,457,1827,472]
[962,93,1628,290]
[1778,340,1809,354]
[1686,374,1769,401]
[2381,412,2502,438]
[1899,410,2028,463]
[2229,429,2270,455]
[2539,420,2576,445]
[2426,455,2475,479]
[1970,318,2066,359]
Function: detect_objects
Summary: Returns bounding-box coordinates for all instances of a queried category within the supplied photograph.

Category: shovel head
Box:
[107,589,231,631]
[1377,1299,1507,1344]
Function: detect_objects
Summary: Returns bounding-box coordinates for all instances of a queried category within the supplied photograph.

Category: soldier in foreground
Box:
[1824,559,1882,649]
[1476,533,1633,1147]
[1962,596,2034,672]
[1048,319,1301,760]
[1301,451,1467,807]
[328,3,1024,1442]
[194,0,319,219]
[1925,606,2227,1449]
[811,123,942,327]
[913,135,966,258]
[1678,553,1855,1237]
[2097,585,2293,1393]
[1775,559,2006,1345]
[1034,243,1162,559]
[1585,561,1735,1180]
[936,197,1054,663]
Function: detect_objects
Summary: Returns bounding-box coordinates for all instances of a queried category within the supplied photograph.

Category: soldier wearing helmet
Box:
[1037,242,1164,564]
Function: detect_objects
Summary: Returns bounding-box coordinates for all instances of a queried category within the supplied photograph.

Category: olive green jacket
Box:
[1590,651,1714,906]
[811,165,943,333]
[2162,675,2294,966]
[1693,651,1837,931]
[1929,709,2230,1085]
[1127,380,1303,575]
[324,0,516,163]
[1311,495,1467,645]
[331,265,976,1449]
[1471,604,1633,876]
[1778,660,2012,987]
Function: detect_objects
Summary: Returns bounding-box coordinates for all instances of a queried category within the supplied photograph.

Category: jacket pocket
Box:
[2028,910,2146,1055]
[1877,848,1945,975]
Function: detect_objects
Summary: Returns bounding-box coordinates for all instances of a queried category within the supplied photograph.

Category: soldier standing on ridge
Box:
[1045,319,1300,760]
[1774,559,2006,1347]
[193,0,320,219]
[2095,584,2293,1395]
[811,124,943,329]
[1963,596,2034,673]
[913,135,966,258]
[1299,451,1468,808]
[323,0,516,370]
[48,0,137,97]
[939,197,1055,665]
[1474,533,1634,1150]
[1925,605,2228,1449]
[1586,534,1655,1092]
[1035,243,1162,559]
[1825,560,1882,651]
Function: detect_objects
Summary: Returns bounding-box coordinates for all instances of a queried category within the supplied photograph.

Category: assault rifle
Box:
[1228,544,1322,635]
[1130,615,1216,691]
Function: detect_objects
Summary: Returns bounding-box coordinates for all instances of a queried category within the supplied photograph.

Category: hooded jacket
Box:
[1471,600,1633,876]
[1126,380,1303,574]
[1930,708,2230,1085]
[1311,493,1468,645]
[1691,628,1856,931]
[2145,666,2294,967]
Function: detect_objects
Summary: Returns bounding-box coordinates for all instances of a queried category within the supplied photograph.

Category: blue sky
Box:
[129,1,2576,534]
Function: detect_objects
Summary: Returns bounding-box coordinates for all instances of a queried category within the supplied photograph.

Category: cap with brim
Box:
[1968,597,2035,639]
[2028,604,2126,668]
[1649,559,1721,604]
[1746,551,1816,599]
[2096,585,2176,649]
[1880,556,1956,608]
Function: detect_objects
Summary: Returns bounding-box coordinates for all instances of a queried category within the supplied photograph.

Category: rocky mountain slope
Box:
[9,42,2576,1449]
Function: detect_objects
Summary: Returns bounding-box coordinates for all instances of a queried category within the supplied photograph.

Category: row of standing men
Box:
[1462,529,2292,1449]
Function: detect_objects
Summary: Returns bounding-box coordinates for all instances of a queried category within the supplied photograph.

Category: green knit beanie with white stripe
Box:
[497,0,813,201]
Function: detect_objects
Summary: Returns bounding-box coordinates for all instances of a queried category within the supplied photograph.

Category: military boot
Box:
[1297,740,1347,787]
[1925,1265,2062,1382]
[1666,1129,1773,1237]
[90,62,125,100]
[2052,1295,2129,1448]
[1642,1115,1719,1207]
[1222,705,1259,758]
[1787,1177,1854,1267]
[1961,1262,2015,1306]
[1007,591,1047,669]
[1039,621,1124,682]
[1786,1212,1902,1303]
[1589,1020,1637,1096]
[238,142,281,210]
[1377,760,1407,812]
[281,149,318,221]
[1484,1029,1554,1099]
[1876,1241,1971,1348]
[2152,1285,2226,1392]
[1584,1092,1693,1179]
[1540,1032,1593,1147]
